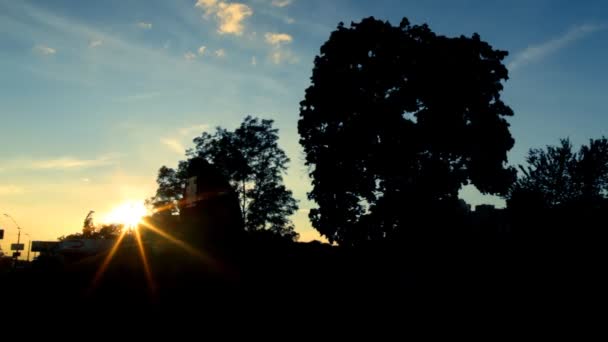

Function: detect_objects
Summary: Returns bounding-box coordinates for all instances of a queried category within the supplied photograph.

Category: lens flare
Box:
[102,200,148,228]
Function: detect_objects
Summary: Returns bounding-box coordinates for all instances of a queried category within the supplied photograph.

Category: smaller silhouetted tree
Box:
[82,210,95,238]
[147,165,187,215]
[96,224,122,239]
[508,137,608,209]
[149,116,299,240]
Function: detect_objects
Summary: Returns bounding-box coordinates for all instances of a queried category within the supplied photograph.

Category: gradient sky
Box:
[1,0,608,252]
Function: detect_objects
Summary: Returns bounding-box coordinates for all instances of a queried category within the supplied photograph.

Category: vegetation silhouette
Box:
[299,17,515,245]
[508,137,608,244]
[149,115,298,240]
[509,137,608,209]
[3,16,604,323]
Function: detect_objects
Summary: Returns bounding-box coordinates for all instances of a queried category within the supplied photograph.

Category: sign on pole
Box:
[0,229,4,240]
[11,243,25,251]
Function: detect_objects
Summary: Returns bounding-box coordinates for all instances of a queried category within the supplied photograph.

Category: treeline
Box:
[144,17,607,247]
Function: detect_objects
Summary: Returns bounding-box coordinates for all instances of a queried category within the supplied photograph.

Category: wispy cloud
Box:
[195,0,253,35]
[0,185,25,196]
[0,154,119,171]
[264,32,293,45]
[162,125,209,155]
[161,138,186,155]
[270,49,298,64]
[215,48,226,57]
[285,17,295,24]
[4,2,290,101]
[29,155,118,170]
[178,124,209,136]
[251,56,257,66]
[264,33,297,64]
[271,0,293,7]
[88,39,102,48]
[198,46,207,55]
[114,92,162,102]
[136,21,152,29]
[509,23,606,71]
[184,51,197,60]
[33,44,56,55]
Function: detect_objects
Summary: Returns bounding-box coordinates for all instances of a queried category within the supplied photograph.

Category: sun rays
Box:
[90,228,128,289]
[88,215,217,296]
[134,228,156,294]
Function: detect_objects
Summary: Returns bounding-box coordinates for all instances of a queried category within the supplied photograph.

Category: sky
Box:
[1,0,608,252]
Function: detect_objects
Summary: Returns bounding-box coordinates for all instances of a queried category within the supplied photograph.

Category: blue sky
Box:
[1,0,607,249]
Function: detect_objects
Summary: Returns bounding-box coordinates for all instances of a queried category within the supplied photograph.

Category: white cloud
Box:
[178,124,209,136]
[137,21,152,29]
[184,51,197,60]
[251,56,257,66]
[161,138,186,155]
[271,0,293,7]
[509,23,606,71]
[0,185,25,196]
[198,46,207,55]
[270,49,298,64]
[5,1,290,105]
[195,0,253,35]
[89,39,102,48]
[215,48,226,57]
[285,17,295,24]
[264,32,293,46]
[33,44,56,55]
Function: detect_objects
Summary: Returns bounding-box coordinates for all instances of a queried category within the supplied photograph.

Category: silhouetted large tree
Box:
[298,17,516,245]
[149,116,299,239]
[508,137,608,209]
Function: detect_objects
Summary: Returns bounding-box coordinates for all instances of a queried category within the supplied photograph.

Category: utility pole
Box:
[4,213,22,260]
[25,233,31,261]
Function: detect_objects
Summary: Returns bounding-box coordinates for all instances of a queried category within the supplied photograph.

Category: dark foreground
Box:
[1,229,603,329]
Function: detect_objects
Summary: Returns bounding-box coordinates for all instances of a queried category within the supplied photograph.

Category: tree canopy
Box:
[298,17,515,245]
[149,116,299,240]
[508,137,608,209]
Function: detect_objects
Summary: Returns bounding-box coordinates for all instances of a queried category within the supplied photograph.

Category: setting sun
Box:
[102,200,148,228]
